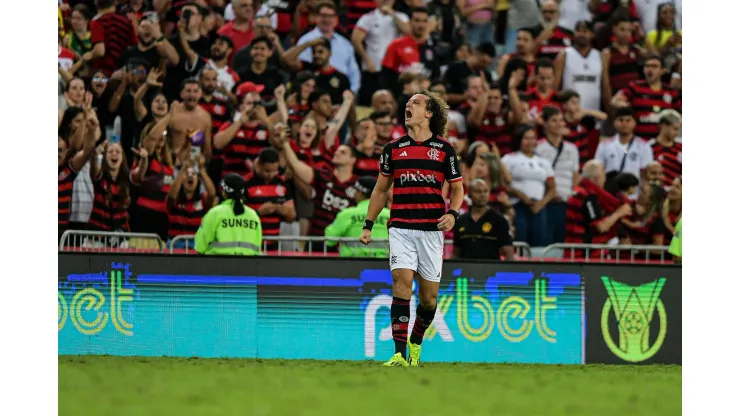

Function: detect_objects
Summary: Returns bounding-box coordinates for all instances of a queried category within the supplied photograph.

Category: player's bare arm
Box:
[439,180,464,232]
[360,173,392,245]
[281,138,314,185]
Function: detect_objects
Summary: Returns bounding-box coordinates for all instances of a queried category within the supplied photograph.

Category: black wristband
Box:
[446,209,459,221]
[363,219,374,231]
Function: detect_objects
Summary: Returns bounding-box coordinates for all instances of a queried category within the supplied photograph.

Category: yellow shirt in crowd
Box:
[646,29,682,48]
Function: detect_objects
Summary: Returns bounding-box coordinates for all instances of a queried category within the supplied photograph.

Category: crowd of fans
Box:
[57,0,682,258]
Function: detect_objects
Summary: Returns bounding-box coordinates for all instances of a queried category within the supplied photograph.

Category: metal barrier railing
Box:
[169,234,533,259]
[539,243,672,264]
[59,230,165,253]
[58,232,672,264]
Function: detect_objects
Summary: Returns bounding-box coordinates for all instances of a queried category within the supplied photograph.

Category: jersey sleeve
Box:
[311,167,322,186]
[355,14,371,32]
[194,208,218,254]
[582,194,604,224]
[283,182,294,202]
[381,41,398,71]
[621,82,635,101]
[89,21,105,45]
[380,142,394,177]
[444,143,463,183]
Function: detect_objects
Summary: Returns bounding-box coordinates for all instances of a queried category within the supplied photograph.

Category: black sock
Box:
[390,296,410,358]
[409,304,437,345]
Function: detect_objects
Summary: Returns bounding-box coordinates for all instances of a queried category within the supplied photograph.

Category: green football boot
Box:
[382,352,409,367]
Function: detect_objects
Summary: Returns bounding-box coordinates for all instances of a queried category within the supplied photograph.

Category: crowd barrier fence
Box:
[58,231,673,264]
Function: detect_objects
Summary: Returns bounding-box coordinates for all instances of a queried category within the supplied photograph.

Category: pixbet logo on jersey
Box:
[400,171,436,185]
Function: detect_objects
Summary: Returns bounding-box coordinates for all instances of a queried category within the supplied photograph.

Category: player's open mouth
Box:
[405,109,412,120]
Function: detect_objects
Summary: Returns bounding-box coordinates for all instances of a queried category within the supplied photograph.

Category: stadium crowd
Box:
[57,0,682,259]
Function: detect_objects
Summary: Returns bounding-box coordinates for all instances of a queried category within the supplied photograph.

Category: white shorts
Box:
[388,228,444,283]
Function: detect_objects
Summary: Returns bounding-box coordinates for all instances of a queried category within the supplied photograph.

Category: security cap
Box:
[354,176,377,196]
[221,173,245,195]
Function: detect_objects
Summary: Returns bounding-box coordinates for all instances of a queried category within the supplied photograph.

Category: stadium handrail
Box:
[540,243,673,264]
[59,230,165,252]
[57,231,675,264]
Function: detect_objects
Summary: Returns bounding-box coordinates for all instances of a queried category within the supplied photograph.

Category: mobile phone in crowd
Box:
[144,11,159,24]
[190,146,201,173]
[181,9,193,25]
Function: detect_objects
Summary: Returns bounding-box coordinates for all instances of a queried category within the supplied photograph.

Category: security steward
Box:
[668,217,681,263]
[194,173,263,255]
[325,176,390,257]
[452,179,515,260]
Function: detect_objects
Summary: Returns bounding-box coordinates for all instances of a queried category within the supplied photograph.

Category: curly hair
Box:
[420,90,449,138]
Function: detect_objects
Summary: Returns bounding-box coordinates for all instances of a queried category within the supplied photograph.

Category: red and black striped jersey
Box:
[58,158,79,228]
[164,0,192,22]
[167,193,207,239]
[565,116,599,168]
[344,0,376,31]
[374,134,394,154]
[263,0,300,36]
[89,171,130,232]
[92,12,137,75]
[312,130,341,172]
[471,111,515,156]
[200,96,233,137]
[310,168,359,236]
[565,186,613,258]
[244,173,293,241]
[130,157,175,213]
[522,88,560,121]
[218,122,272,176]
[619,211,665,246]
[620,81,682,140]
[533,25,574,61]
[290,140,318,165]
[381,135,462,231]
[354,149,381,178]
[288,102,311,124]
[510,53,536,82]
[650,140,682,188]
[607,44,641,92]
[592,0,639,24]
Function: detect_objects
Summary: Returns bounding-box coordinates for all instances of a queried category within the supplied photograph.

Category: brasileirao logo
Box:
[600,276,667,363]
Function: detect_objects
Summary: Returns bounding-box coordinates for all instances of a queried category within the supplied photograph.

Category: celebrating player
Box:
[360,91,464,367]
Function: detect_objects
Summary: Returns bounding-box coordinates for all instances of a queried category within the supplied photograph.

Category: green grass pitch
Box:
[59,356,681,416]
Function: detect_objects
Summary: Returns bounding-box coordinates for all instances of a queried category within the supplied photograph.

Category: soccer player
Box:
[360,91,464,367]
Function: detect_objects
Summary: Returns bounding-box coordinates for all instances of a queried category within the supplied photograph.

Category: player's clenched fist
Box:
[359,229,372,245]
[437,214,456,232]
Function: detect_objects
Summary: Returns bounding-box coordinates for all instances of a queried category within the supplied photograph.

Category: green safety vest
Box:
[324,199,390,258]
[668,217,681,258]
[194,200,262,255]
